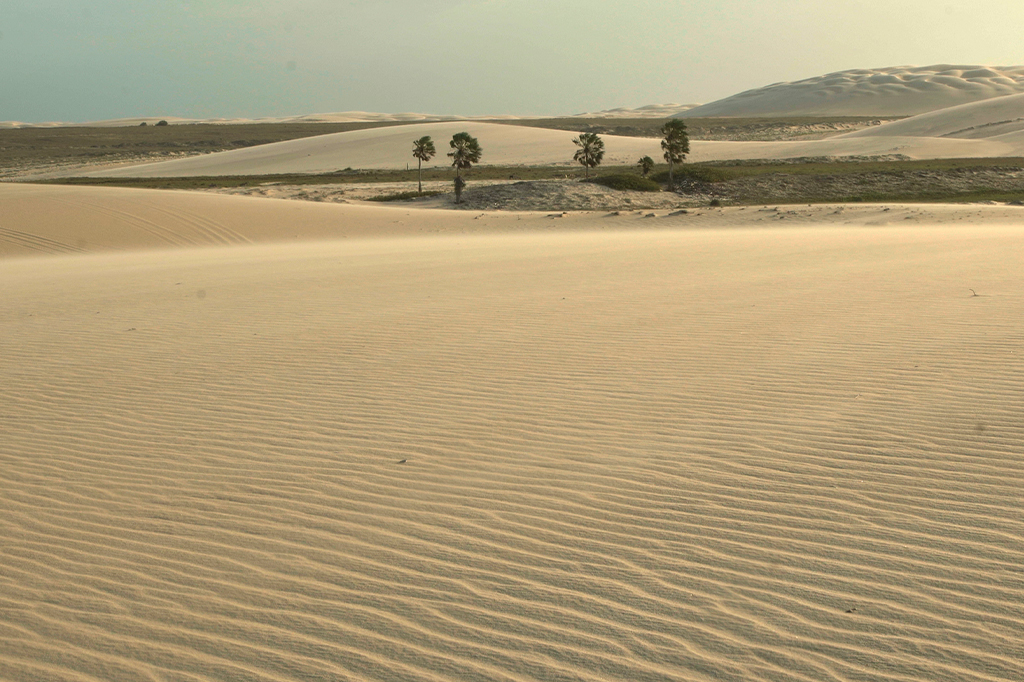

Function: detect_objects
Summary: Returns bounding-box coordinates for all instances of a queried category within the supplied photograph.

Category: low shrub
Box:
[587,174,661,192]
[652,166,732,184]
[366,190,443,202]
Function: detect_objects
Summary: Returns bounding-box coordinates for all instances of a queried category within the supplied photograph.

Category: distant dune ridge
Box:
[36,64,1024,178]
[7,64,1024,130]
[679,65,1024,117]
[0,104,697,129]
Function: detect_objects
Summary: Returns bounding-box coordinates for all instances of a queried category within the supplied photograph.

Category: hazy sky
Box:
[3,0,1023,122]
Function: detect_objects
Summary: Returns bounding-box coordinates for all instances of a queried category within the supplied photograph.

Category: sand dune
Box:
[8,182,1024,259]
[0,113,522,129]
[2,185,1023,680]
[67,120,1024,181]
[0,104,697,130]
[840,92,1024,140]
[570,103,699,118]
[0,182,529,256]
[76,122,663,178]
[680,65,1024,118]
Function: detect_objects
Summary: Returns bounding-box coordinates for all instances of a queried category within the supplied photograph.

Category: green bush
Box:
[366,190,442,202]
[587,174,661,192]
[156,120,169,127]
[652,166,732,184]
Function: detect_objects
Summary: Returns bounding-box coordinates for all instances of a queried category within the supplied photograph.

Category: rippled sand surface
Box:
[2,189,1023,681]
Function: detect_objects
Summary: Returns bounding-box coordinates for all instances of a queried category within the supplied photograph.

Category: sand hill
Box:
[73,117,1024,180]
[2,182,1024,681]
[75,121,666,177]
[679,65,1024,118]
[0,105,697,130]
[840,92,1024,142]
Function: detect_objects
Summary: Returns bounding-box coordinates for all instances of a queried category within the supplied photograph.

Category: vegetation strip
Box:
[31,157,1024,206]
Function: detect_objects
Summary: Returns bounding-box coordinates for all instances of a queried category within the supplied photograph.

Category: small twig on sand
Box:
[969,289,980,297]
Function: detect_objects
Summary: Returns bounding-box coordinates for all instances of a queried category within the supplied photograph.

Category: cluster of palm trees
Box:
[411,132,482,203]
[577,119,690,182]
[410,120,690,204]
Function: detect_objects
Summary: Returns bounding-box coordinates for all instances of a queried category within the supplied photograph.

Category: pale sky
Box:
[2,0,1023,122]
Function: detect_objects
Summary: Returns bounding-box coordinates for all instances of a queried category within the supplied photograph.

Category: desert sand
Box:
[72,100,1024,180]
[72,122,667,178]
[2,181,1023,681]
[0,104,697,130]
[681,64,1024,117]
[841,91,1024,141]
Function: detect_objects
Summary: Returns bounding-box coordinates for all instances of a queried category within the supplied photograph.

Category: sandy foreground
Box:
[2,184,1023,681]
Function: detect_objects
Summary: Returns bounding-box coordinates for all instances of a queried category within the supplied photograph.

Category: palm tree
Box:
[572,132,605,179]
[448,132,482,204]
[412,136,436,193]
[448,132,482,179]
[637,155,655,177]
[660,119,690,185]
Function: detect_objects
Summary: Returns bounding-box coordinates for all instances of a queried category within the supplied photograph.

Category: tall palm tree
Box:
[412,136,436,193]
[448,132,482,179]
[660,119,690,185]
[572,132,605,179]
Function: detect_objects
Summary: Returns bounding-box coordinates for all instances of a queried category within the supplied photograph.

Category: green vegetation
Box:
[496,116,895,140]
[448,132,482,178]
[587,174,661,192]
[34,165,584,190]
[366,190,443,202]
[412,135,436,193]
[31,157,1024,207]
[448,132,482,204]
[572,132,605,179]
[660,119,690,185]
[637,156,655,177]
[691,157,1024,178]
[651,166,733,184]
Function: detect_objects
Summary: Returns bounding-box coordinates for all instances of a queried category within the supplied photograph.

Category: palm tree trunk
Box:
[669,160,674,185]
[418,158,422,193]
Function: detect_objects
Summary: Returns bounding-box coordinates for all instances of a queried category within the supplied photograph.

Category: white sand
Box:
[7,183,1024,258]
[73,122,666,178]
[570,103,700,118]
[66,94,1024,180]
[76,128,1024,181]
[2,184,1023,681]
[840,92,1024,140]
[0,104,697,130]
[681,64,1024,118]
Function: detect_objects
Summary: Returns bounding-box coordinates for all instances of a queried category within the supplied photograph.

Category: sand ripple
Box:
[2,228,1023,681]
